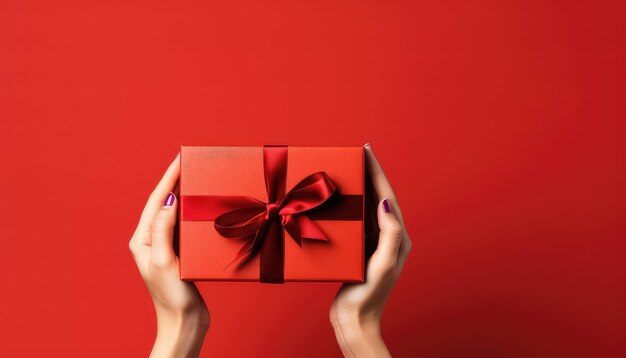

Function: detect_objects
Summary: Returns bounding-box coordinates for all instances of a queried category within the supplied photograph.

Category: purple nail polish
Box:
[383,198,392,213]
[163,192,175,207]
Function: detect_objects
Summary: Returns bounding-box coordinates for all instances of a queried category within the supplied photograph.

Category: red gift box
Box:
[179,145,365,283]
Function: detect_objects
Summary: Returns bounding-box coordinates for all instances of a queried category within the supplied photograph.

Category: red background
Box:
[1,1,624,357]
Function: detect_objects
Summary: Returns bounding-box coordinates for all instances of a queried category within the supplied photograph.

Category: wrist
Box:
[151,307,209,358]
[331,313,390,358]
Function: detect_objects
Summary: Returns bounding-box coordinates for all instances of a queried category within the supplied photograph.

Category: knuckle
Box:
[401,237,413,257]
[389,231,404,246]
[128,240,139,254]
[405,237,413,252]
[386,221,404,236]
[329,311,336,326]
[150,254,171,269]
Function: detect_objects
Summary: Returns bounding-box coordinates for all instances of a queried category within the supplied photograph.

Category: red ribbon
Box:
[183,145,340,283]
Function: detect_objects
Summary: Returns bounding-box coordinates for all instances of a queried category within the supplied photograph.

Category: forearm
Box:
[150,310,209,358]
[332,319,391,358]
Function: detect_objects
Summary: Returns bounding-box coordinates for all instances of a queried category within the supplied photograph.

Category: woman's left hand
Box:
[129,154,209,358]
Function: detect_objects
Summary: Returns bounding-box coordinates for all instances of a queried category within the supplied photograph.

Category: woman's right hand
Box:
[330,144,412,357]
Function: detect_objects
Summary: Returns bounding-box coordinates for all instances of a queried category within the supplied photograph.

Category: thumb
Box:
[150,192,178,268]
[373,198,404,263]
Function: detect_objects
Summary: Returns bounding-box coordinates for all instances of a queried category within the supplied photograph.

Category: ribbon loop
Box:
[214,205,267,238]
[278,172,337,215]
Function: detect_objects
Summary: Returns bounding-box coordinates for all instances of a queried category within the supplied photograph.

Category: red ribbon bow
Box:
[215,171,336,262]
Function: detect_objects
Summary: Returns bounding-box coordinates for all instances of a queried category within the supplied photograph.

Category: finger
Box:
[132,154,181,244]
[368,198,404,277]
[375,198,404,258]
[396,235,413,272]
[364,144,405,225]
[150,192,178,268]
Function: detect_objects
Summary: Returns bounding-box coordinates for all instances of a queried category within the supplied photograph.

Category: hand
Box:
[330,144,412,358]
[129,154,209,358]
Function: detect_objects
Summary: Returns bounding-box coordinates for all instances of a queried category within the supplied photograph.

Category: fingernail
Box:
[364,143,371,147]
[383,198,392,213]
[163,192,175,207]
